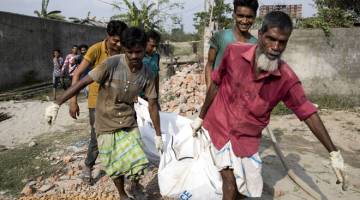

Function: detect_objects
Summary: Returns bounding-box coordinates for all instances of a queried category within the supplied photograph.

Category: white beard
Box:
[256,53,279,72]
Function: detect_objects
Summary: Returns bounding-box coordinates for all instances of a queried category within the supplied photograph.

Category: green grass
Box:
[272,102,293,115]
[0,142,56,195]
[171,42,193,56]
[0,128,88,197]
[271,94,360,116]
[309,94,360,110]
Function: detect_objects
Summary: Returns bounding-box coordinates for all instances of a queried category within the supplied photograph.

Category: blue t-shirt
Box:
[209,29,257,69]
[140,52,160,98]
[143,52,160,77]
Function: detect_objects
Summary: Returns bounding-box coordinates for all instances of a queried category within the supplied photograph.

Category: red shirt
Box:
[203,43,317,157]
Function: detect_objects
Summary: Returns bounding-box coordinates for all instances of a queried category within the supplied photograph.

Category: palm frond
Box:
[34,10,41,17]
[47,10,62,15]
[42,0,49,15]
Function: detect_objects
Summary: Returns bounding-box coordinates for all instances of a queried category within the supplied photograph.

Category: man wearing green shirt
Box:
[205,0,259,88]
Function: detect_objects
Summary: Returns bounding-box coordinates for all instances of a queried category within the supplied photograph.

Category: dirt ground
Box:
[1,61,360,200]
[0,97,359,199]
[0,99,89,148]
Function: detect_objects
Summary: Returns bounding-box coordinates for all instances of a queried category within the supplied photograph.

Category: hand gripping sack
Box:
[134,98,222,199]
[158,129,222,200]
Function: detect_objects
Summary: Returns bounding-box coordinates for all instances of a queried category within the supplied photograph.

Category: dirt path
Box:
[1,70,359,200]
[259,109,360,200]
[0,100,88,148]
[0,98,358,199]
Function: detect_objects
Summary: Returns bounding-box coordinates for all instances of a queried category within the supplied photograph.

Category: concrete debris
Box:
[17,63,205,200]
[16,138,169,200]
[62,155,74,164]
[21,185,35,196]
[28,141,37,147]
[160,63,205,118]
[38,184,54,193]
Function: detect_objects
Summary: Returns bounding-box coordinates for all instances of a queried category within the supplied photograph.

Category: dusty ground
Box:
[0,99,359,199]
[0,100,88,148]
[260,109,360,200]
[0,64,359,199]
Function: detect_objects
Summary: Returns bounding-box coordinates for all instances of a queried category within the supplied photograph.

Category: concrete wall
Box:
[283,28,360,96]
[0,12,106,90]
[250,28,360,96]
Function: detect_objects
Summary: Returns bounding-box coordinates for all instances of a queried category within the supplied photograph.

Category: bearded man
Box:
[191,11,346,200]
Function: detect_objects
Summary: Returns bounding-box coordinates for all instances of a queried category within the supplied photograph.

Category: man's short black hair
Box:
[259,11,293,34]
[79,44,88,49]
[121,27,147,49]
[72,45,78,49]
[53,49,61,53]
[146,30,161,44]
[233,0,259,13]
[107,20,128,37]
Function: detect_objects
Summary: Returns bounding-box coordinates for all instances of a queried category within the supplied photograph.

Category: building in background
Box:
[259,4,302,19]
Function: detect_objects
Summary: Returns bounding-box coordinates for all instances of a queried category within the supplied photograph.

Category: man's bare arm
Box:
[70,59,91,101]
[199,81,218,119]
[155,75,160,99]
[56,76,93,106]
[68,59,91,118]
[148,98,161,136]
[205,48,217,89]
[304,113,337,152]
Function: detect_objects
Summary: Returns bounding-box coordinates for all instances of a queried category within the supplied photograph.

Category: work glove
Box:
[154,135,164,153]
[45,102,60,125]
[330,150,348,191]
[191,117,203,137]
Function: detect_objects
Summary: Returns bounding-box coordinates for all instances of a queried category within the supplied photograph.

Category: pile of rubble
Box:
[18,142,163,200]
[18,63,206,200]
[160,63,206,117]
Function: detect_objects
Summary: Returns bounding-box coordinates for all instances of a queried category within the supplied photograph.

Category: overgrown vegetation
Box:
[193,0,232,39]
[298,0,359,45]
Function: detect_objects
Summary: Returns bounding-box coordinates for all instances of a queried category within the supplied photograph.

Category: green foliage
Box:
[315,0,360,16]
[69,11,97,25]
[34,0,65,21]
[193,0,233,36]
[162,27,198,42]
[297,0,357,46]
[251,17,263,30]
[299,8,354,33]
[271,102,293,116]
[110,0,183,31]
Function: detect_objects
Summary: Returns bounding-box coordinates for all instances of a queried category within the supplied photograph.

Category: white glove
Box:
[45,102,60,125]
[154,135,163,153]
[191,117,203,137]
[330,150,348,191]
